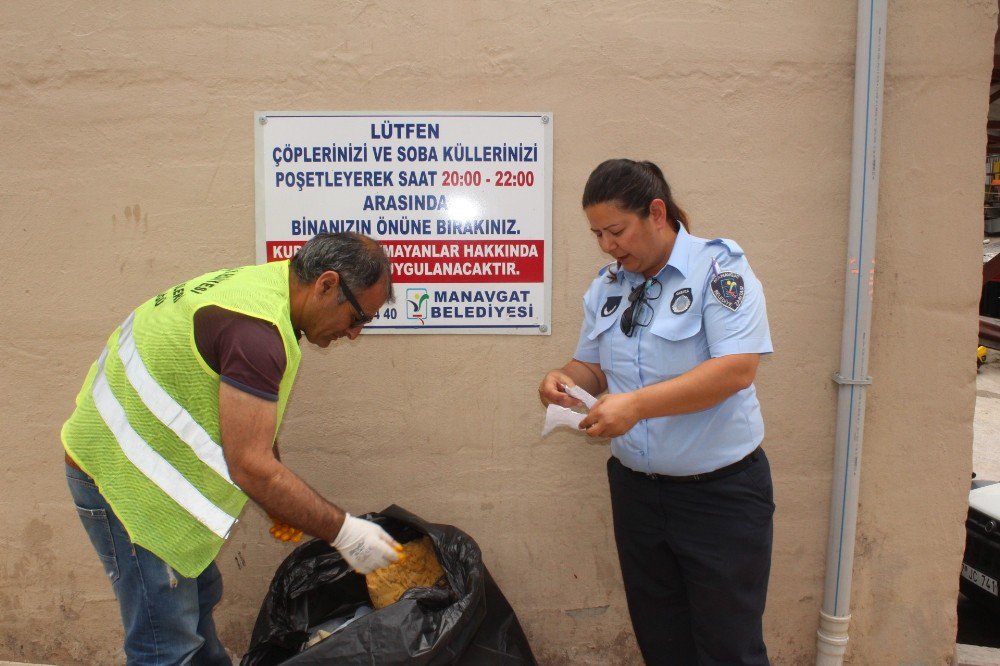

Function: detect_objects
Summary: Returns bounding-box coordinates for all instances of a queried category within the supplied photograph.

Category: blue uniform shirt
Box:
[573,225,773,475]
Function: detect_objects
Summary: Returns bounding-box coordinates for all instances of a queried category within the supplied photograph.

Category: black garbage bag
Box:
[241,505,536,665]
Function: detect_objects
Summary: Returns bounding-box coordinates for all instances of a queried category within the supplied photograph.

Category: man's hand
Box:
[579,392,641,438]
[331,514,403,574]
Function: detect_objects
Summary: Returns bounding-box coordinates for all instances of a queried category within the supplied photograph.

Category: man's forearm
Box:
[232,457,345,543]
[219,384,347,543]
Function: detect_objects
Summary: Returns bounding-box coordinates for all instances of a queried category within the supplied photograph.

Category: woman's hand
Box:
[579,392,640,438]
[538,370,584,408]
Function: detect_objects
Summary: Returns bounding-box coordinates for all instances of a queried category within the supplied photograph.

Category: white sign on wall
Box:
[254,112,553,335]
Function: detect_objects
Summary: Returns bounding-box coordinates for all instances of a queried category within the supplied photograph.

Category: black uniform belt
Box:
[639,447,762,484]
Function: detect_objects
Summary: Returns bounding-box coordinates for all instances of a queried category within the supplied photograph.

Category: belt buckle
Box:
[645,472,659,481]
[691,473,703,481]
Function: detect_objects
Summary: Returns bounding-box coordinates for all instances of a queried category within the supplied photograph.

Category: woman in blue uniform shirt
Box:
[539,159,774,665]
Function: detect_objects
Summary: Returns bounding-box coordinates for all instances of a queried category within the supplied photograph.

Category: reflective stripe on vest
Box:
[92,314,237,539]
[118,312,233,484]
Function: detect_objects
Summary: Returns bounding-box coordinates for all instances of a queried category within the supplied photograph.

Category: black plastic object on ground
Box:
[241,505,537,665]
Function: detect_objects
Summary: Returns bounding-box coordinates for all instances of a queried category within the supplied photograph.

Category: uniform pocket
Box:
[74,504,121,584]
[649,313,707,375]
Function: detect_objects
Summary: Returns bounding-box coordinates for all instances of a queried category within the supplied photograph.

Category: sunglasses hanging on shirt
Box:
[620,278,662,337]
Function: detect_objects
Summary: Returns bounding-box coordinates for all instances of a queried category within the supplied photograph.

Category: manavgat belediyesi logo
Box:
[406,288,430,324]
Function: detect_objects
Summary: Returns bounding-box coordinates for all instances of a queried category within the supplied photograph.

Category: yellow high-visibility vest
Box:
[63,261,301,577]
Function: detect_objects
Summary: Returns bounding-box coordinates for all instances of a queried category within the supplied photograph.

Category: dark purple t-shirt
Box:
[193,306,287,401]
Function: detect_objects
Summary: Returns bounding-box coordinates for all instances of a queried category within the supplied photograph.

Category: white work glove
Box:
[331,513,403,574]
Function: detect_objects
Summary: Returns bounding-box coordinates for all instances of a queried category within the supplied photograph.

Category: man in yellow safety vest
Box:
[63,232,401,665]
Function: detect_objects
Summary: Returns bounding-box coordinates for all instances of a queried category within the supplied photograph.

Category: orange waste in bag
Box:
[365,536,447,609]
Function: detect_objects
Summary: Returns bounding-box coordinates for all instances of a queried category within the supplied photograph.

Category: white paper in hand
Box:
[562,383,598,409]
[541,403,587,436]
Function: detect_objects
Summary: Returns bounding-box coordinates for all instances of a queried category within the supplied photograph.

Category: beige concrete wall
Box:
[0,1,993,663]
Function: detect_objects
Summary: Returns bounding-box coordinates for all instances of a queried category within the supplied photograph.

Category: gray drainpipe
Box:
[815,0,887,663]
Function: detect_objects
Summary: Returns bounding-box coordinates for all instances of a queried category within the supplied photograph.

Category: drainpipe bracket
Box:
[832,372,872,386]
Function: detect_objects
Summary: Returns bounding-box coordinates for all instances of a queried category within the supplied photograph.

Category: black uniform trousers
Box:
[607,451,774,666]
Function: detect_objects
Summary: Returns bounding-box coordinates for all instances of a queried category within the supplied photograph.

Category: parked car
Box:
[962,477,1000,612]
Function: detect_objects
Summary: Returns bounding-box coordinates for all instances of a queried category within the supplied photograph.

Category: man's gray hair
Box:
[289,233,394,301]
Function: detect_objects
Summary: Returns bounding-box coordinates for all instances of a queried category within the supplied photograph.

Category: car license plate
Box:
[962,563,999,596]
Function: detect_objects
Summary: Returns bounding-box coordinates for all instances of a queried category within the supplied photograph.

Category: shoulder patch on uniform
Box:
[710,272,745,311]
[706,238,745,257]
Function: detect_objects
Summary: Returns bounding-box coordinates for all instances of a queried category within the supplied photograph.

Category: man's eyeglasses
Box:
[620,278,662,337]
[338,280,374,328]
